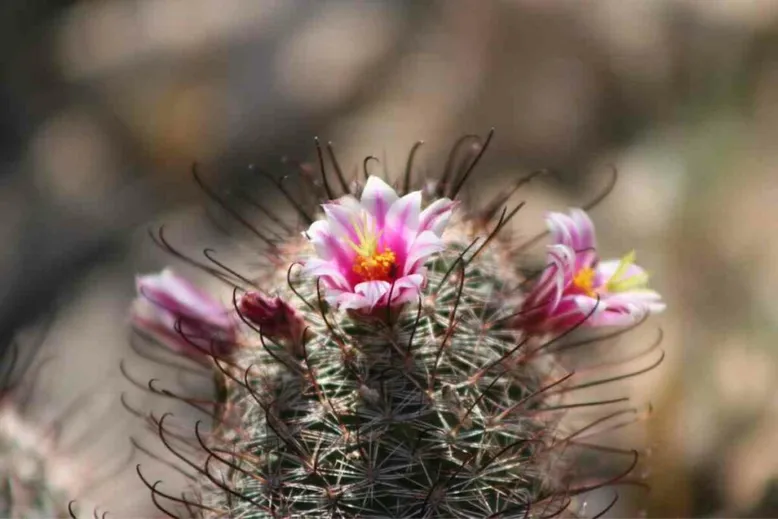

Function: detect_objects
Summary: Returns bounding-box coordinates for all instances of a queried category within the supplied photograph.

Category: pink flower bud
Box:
[132,269,237,363]
[238,291,305,343]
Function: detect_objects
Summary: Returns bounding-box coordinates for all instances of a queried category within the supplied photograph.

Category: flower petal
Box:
[570,209,596,251]
[404,231,444,274]
[136,269,229,327]
[596,258,647,282]
[304,220,335,259]
[303,258,350,290]
[322,200,362,243]
[386,191,422,231]
[332,194,362,212]
[545,244,577,303]
[304,219,354,270]
[587,304,645,327]
[132,269,236,362]
[547,209,598,269]
[361,176,399,227]
[604,289,666,314]
[419,198,457,236]
[572,295,661,327]
[336,291,369,310]
[547,212,575,248]
[386,274,424,305]
[354,280,392,309]
[538,295,600,330]
[516,245,577,330]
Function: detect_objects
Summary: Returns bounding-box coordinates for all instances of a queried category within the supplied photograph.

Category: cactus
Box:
[0,401,82,518]
[0,336,96,519]
[131,133,665,518]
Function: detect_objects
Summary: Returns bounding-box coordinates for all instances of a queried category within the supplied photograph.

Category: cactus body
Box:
[133,136,664,518]
[0,403,82,519]
[200,232,567,518]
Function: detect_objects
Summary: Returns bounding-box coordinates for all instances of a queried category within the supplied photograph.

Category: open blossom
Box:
[519,209,665,332]
[303,176,456,311]
[132,269,238,361]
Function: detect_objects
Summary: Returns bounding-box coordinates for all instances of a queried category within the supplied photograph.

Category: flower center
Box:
[353,250,397,281]
[572,267,597,297]
[570,251,650,298]
[347,212,397,282]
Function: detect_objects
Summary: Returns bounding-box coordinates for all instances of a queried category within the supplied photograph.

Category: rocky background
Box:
[2,1,778,517]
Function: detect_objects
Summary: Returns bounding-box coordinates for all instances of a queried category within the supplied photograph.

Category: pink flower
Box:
[303,176,456,311]
[519,209,665,332]
[238,291,305,343]
[132,269,238,361]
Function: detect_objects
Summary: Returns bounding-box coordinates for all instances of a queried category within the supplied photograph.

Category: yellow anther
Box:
[353,250,396,281]
[347,211,397,281]
[605,250,649,292]
[572,267,597,297]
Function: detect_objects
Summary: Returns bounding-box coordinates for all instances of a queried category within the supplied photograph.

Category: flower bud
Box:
[132,269,237,363]
[238,291,305,344]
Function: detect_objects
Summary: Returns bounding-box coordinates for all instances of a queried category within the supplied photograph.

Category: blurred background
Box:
[2,0,778,517]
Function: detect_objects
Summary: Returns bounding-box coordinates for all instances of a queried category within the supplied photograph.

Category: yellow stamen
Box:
[572,267,597,297]
[347,213,382,257]
[605,250,649,292]
[353,250,397,281]
[347,212,397,281]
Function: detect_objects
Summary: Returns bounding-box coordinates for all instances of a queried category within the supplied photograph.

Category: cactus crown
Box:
[131,133,664,519]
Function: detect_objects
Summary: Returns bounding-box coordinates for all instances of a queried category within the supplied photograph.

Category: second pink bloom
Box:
[519,209,665,332]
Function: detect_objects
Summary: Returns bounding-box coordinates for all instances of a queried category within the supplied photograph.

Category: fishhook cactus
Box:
[129,132,665,518]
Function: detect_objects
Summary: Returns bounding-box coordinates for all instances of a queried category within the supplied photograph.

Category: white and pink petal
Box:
[604,290,666,314]
[303,259,350,290]
[547,210,598,270]
[547,212,575,249]
[386,191,422,231]
[336,292,370,310]
[520,244,575,313]
[322,202,362,243]
[419,198,457,236]
[354,280,393,309]
[570,209,596,251]
[361,176,399,227]
[404,231,444,275]
[385,274,425,305]
[136,269,228,327]
[596,259,642,280]
[305,220,355,271]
